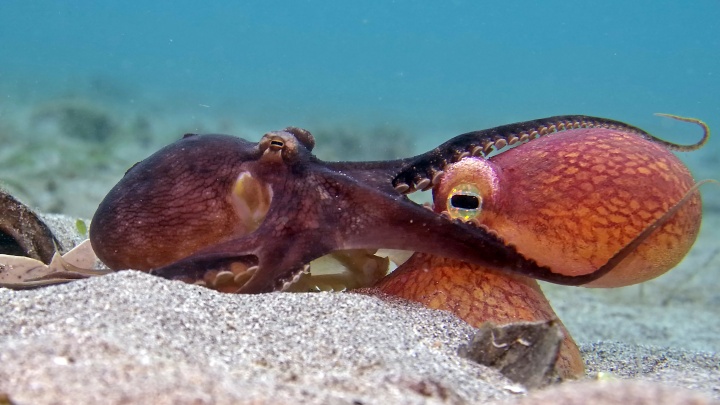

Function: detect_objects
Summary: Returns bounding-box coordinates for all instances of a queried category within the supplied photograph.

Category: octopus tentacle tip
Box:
[653,113,710,151]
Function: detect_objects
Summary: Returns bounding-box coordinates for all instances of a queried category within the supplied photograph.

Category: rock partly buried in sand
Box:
[0,188,58,263]
[458,320,564,389]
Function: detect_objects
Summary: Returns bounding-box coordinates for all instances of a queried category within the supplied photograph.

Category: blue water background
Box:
[1,1,718,166]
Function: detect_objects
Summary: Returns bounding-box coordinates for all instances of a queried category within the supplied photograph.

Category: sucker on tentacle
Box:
[392,114,709,195]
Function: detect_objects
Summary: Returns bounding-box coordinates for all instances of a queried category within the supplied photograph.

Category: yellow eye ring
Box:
[446,184,482,221]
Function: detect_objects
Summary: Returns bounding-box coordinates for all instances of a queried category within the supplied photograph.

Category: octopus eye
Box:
[446,184,482,221]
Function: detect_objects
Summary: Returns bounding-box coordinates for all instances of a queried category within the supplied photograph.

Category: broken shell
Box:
[0,188,59,264]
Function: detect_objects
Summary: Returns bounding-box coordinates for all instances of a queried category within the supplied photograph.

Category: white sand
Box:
[1,271,515,404]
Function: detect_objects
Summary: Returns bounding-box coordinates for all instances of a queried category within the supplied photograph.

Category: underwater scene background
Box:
[1,4,720,400]
[1,1,718,218]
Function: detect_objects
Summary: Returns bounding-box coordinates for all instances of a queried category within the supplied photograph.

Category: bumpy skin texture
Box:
[376,126,703,379]
[90,117,704,293]
[433,129,702,287]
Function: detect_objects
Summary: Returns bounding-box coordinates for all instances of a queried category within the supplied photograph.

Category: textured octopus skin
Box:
[374,126,704,379]
[375,254,585,379]
[89,116,705,293]
[433,128,703,287]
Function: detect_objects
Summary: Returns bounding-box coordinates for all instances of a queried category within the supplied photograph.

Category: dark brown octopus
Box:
[88,115,705,294]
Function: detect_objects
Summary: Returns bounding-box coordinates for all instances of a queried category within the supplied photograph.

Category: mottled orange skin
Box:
[436,128,702,287]
[376,254,585,378]
[376,127,702,380]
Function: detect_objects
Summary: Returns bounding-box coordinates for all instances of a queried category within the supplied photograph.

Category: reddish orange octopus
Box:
[375,123,706,378]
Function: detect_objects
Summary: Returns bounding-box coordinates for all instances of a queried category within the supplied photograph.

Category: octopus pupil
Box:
[450,194,479,210]
[271,140,284,147]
